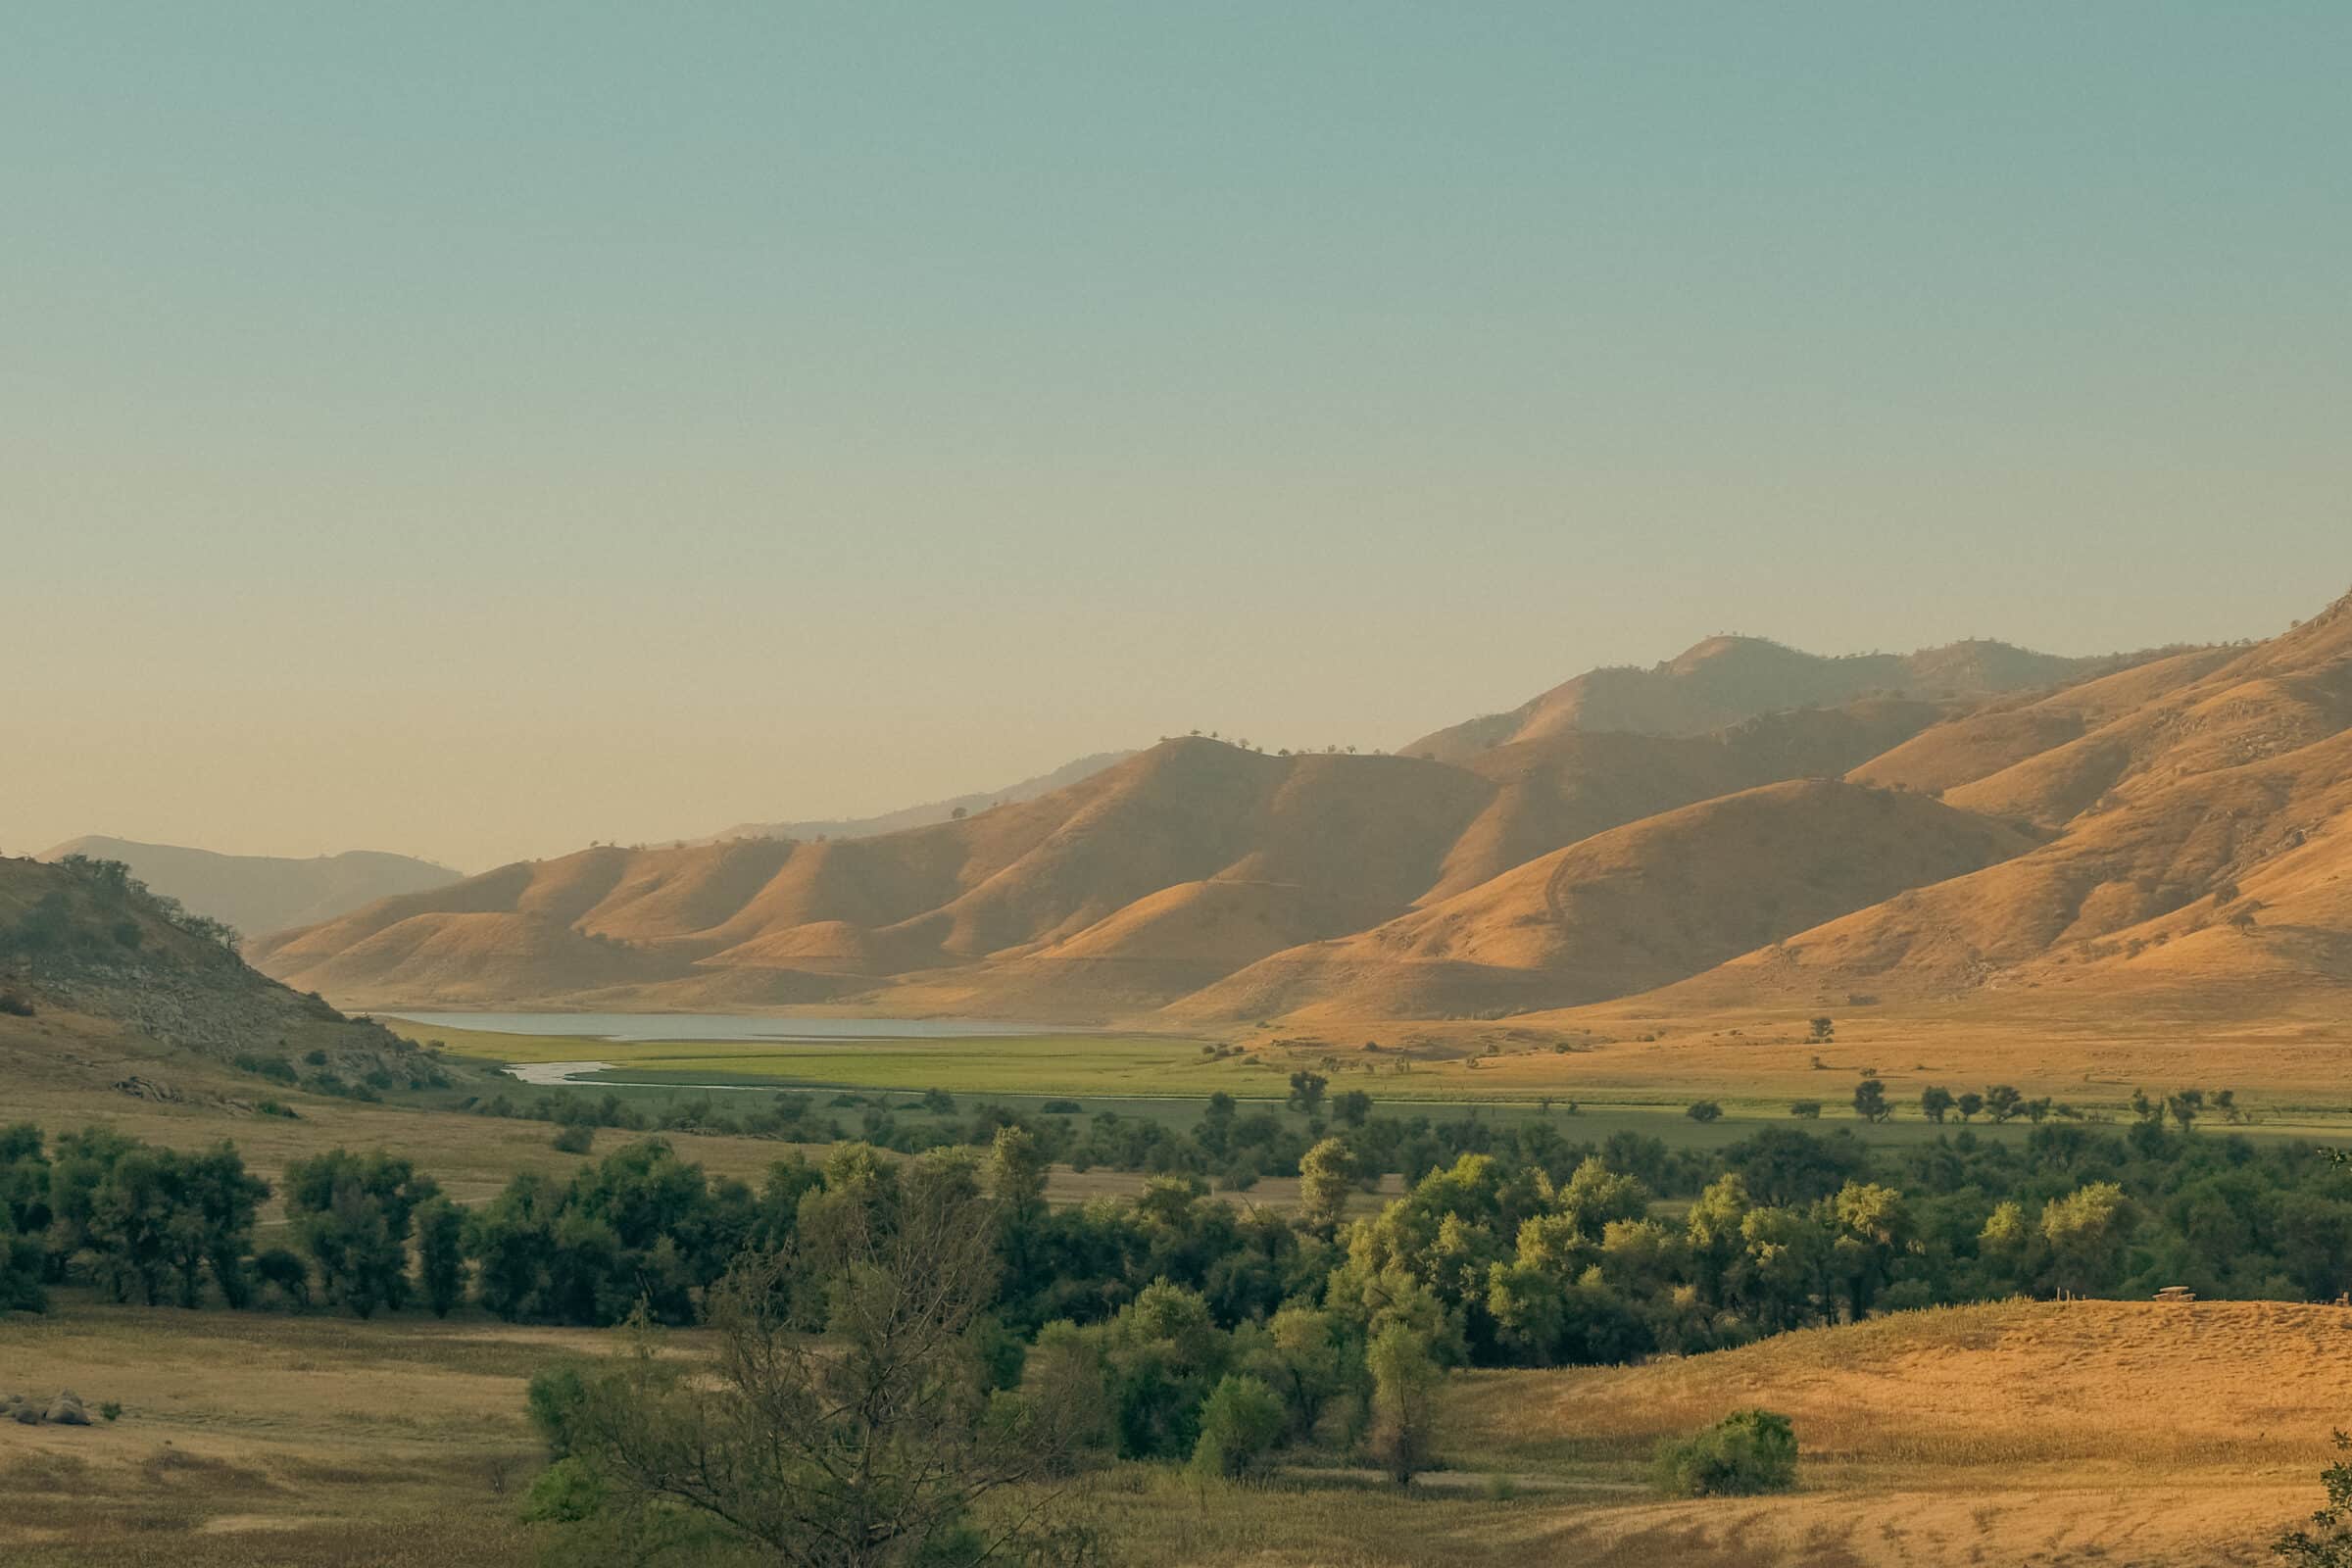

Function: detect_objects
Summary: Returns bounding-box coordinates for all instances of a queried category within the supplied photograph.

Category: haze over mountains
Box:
[247,598,2352,1029]
[700,752,1135,845]
[38,837,462,944]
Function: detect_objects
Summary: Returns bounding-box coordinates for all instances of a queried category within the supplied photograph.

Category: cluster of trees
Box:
[0,855,240,960]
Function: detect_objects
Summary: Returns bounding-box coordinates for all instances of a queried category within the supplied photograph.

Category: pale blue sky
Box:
[6,4,2348,867]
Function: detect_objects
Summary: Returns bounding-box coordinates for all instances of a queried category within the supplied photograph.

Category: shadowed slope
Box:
[1172,780,2035,1020]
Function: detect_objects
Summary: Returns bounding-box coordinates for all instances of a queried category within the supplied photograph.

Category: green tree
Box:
[1955,1092,1984,1123]
[2039,1182,2134,1297]
[415,1197,466,1317]
[1919,1086,1954,1124]
[284,1149,436,1318]
[1366,1323,1440,1486]
[1298,1137,1355,1237]
[1686,1101,1723,1124]
[1983,1085,2025,1124]
[1189,1373,1286,1480]
[1851,1079,1890,1124]
[1287,1071,1329,1117]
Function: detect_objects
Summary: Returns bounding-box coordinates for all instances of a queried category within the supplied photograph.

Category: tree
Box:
[2040,1182,2134,1297]
[1332,1090,1373,1129]
[1653,1409,1798,1496]
[1919,1086,1954,1125]
[1807,1017,1836,1043]
[553,1156,1091,1566]
[2275,1429,2352,1567]
[1852,1080,1890,1124]
[1287,1071,1328,1118]
[1686,1101,1723,1124]
[1189,1374,1285,1480]
[416,1197,466,1317]
[1298,1138,1355,1237]
[1366,1323,1439,1486]
[1983,1085,2025,1124]
[283,1149,435,1318]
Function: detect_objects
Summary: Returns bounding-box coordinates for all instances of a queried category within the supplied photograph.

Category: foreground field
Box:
[4,1298,2339,1567]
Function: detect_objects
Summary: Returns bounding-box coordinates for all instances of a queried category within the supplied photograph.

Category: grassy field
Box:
[391,1015,2352,1150]
[4,1296,2336,1566]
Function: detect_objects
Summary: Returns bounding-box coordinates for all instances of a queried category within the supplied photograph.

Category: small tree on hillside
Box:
[1852,1079,1890,1124]
[1287,1071,1328,1118]
[1919,1086,1954,1124]
[1955,1092,1984,1123]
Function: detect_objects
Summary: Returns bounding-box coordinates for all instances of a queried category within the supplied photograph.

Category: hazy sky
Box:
[7,4,2348,870]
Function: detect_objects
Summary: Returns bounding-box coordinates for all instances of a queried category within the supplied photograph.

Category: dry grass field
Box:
[4,1297,2340,1567]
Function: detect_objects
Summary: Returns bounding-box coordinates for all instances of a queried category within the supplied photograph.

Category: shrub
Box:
[1788,1102,1822,1119]
[519,1455,606,1523]
[552,1123,595,1154]
[1188,1374,1286,1481]
[1652,1409,1797,1497]
[100,1401,122,1422]
[1686,1101,1723,1124]
[1041,1099,1083,1115]
[0,990,34,1018]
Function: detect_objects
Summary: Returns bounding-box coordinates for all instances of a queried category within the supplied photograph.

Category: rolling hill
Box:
[250,594,2352,1028]
[38,836,461,941]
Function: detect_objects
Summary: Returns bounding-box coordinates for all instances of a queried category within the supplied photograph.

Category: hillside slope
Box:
[1172,781,2036,1020]
[1649,589,2352,1011]
[0,855,448,1101]
[39,836,460,941]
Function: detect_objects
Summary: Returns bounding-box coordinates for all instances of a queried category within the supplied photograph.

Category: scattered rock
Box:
[11,1403,39,1425]
[46,1390,92,1426]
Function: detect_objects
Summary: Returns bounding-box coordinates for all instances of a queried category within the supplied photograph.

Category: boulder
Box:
[10,1403,38,1425]
[45,1390,90,1426]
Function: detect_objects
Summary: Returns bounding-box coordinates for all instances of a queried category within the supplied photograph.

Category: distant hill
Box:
[1401,636,2148,764]
[254,595,2352,1030]
[40,836,461,941]
[700,752,1136,844]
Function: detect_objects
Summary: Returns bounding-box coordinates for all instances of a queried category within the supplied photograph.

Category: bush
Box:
[552,1123,596,1154]
[100,1401,122,1422]
[1686,1101,1723,1124]
[1041,1099,1083,1115]
[1188,1374,1286,1481]
[1652,1409,1797,1497]
[0,990,36,1018]
[1788,1102,1822,1119]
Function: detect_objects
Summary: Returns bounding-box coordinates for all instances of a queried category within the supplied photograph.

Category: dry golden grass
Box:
[5,1298,2338,1567]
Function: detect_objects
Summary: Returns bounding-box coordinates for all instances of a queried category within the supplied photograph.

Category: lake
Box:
[383,1011,1051,1043]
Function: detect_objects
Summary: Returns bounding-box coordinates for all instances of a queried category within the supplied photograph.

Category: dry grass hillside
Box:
[249,595,2352,1033]
[1175,781,2036,1021]
[1647,591,2352,1013]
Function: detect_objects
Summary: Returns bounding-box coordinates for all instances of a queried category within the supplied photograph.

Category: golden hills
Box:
[250,592,2352,1029]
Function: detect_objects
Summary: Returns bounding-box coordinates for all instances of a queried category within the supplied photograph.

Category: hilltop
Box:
[38,835,461,941]
[1401,634,2141,763]
[698,751,1135,844]
[250,593,2352,1037]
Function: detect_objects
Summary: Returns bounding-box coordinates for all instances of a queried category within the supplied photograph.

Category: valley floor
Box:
[3,1297,2339,1567]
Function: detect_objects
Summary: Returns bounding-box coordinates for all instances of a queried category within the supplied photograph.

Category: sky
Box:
[6,3,2348,870]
